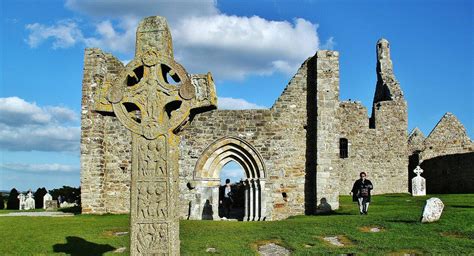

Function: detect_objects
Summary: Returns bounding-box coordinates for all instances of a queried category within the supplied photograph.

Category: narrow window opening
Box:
[339,138,348,159]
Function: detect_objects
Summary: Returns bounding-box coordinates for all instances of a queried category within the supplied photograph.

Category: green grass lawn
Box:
[0,194,472,255]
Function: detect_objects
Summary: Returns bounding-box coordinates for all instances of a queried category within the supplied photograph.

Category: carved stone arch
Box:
[194,136,266,180]
[193,136,266,221]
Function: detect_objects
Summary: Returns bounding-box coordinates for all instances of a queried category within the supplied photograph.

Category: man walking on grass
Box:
[350,172,373,215]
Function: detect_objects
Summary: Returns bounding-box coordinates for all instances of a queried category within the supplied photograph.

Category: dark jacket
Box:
[351,179,373,202]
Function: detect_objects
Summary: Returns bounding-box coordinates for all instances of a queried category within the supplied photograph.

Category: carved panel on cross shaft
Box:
[138,136,167,178]
[137,181,168,220]
[136,223,168,254]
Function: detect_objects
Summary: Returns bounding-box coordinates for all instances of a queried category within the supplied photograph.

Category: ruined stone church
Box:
[80,17,473,221]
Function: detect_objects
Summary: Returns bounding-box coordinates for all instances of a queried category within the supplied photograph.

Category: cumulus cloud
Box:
[46,106,78,122]
[83,17,139,54]
[25,0,324,80]
[0,97,77,126]
[0,97,79,152]
[0,125,80,152]
[0,163,79,173]
[218,97,266,110]
[25,20,83,49]
[173,15,319,79]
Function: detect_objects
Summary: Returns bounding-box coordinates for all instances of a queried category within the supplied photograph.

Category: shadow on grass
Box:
[387,219,418,224]
[317,211,354,216]
[53,236,115,256]
[450,205,474,209]
[58,206,82,215]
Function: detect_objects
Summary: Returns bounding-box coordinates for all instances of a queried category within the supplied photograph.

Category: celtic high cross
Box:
[96,16,216,255]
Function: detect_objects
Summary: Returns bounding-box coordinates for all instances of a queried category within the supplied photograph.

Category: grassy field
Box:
[0,194,472,255]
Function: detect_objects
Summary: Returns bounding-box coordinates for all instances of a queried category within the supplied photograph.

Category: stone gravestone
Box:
[25,191,35,210]
[43,192,53,209]
[43,192,57,210]
[18,193,26,210]
[95,16,216,255]
[421,197,444,223]
[411,166,426,196]
[45,200,58,211]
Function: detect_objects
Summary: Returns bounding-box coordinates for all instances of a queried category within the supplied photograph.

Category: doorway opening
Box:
[193,136,267,221]
[219,161,246,220]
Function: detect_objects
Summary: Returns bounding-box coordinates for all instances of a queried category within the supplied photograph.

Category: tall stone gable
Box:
[337,39,408,195]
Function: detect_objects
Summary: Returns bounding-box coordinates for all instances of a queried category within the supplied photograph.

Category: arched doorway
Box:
[194,136,266,221]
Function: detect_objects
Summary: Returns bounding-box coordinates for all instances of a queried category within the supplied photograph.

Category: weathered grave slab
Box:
[421,197,444,223]
[258,243,291,256]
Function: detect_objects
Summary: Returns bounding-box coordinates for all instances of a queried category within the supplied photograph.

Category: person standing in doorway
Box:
[219,179,233,219]
[350,172,373,215]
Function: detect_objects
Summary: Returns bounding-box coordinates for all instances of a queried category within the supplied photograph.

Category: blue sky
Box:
[0,0,472,191]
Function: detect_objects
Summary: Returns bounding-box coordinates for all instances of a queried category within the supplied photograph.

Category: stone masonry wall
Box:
[313,51,341,211]
[178,59,311,221]
[338,101,408,194]
[80,48,131,214]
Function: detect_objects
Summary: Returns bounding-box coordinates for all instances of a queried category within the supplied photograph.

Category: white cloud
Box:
[321,36,335,50]
[0,97,77,126]
[218,97,266,110]
[0,125,80,152]
[26,1,324,80]
[0,163,78,173]
[46,106,78,122]
[25,20,83,49]
[83,17,139,54]
[0,97,79,152]
[0,97,50,125]
[173,15,319,79]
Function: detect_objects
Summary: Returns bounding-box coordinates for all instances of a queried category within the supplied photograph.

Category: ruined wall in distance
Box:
[80,48,131,214]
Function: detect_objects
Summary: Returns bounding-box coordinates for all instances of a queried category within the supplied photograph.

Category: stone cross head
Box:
[414,166,424,176]
[105,16,216,139]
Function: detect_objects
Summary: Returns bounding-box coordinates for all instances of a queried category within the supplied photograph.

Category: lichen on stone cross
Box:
[104,16,216,255]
